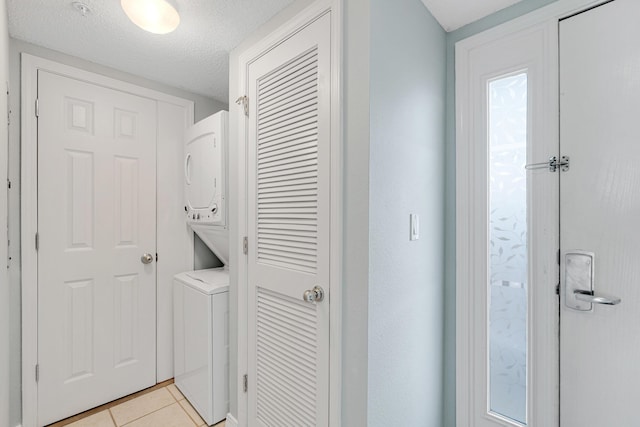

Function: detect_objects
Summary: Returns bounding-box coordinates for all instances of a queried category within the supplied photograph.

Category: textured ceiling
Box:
[421,0,523,32]
[7,0,295,103]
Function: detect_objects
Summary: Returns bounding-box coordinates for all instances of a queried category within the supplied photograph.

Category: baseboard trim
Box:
[225,413,238,427]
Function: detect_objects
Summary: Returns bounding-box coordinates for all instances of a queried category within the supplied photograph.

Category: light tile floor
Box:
[47,382,225,427]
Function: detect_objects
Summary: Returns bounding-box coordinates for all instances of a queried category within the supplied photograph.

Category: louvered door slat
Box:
[259,78,317,113]
[258,128,318,151]
[259,57,317,95]
[258,147,318,168]
[258,107,318,137]
[258,122,318,145]
[256,346,316,386]
[258,115,317,140]
[256,287,317,426]
[258,177,315,190]
[257,366,316,413]
[259,85,317,118]
[259,49,317,88]
[258,135,318,158]
[259,86,317,118]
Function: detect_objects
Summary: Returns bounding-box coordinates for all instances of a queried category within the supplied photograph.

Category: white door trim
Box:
[20,54,194,427]
[234,1,342,425]
[455,1,607,426]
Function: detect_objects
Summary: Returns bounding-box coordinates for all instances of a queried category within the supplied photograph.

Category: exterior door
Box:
[37,71,157,425]
[559,1,640,425]
[246,12,331,427]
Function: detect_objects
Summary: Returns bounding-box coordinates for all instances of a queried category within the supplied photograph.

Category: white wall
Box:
[0,0,10,426]
[7,39,227,427]
[368,0,446,425]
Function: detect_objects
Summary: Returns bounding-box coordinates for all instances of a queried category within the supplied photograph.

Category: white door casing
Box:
[456,18,559,427]
[246,11,331,427]
[559,1,640,425]
[37,70,157,425]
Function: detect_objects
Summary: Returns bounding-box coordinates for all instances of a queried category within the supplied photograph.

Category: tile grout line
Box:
[118,387,179,427]
[177,398,202,426]
[107,408,118,427]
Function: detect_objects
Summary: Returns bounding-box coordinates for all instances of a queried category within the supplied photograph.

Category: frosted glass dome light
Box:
[121,0,180,35]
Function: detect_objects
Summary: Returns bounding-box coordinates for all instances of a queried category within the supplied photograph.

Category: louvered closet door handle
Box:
[303,286,324,303]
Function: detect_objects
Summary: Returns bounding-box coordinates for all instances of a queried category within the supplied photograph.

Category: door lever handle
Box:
[573,290,621,306]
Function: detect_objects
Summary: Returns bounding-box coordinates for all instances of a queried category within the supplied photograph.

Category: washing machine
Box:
[173,268,229,425]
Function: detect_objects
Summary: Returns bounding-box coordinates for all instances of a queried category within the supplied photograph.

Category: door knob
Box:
[141,253,154,264]
[303,286,324,303]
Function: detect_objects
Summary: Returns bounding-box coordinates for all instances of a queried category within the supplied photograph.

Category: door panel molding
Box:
[20,54,194,427]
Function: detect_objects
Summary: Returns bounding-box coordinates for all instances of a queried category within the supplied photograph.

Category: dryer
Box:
[184,111,229,265]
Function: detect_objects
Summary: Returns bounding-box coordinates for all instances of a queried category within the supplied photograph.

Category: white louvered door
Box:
[247,12,331,427]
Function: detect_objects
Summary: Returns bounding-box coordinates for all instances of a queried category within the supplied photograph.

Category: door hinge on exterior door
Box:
[243,236,248,255]
[243,374,248,393]
[236,95,249,117]
[525,156,570,172]
[35,98,39,118]
[6,82,10,125]
[35,364,39,382]
[35,232,39,251]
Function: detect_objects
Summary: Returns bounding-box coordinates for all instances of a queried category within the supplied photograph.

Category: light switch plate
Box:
[410,214,419,241]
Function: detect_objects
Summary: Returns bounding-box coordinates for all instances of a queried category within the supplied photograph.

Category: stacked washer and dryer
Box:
[173,111,229,426]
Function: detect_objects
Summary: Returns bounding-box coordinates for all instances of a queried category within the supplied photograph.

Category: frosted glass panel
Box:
[488,72,528,425]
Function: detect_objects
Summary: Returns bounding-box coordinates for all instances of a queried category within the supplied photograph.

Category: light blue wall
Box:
[368,0,446,425]
[442,1,559,426]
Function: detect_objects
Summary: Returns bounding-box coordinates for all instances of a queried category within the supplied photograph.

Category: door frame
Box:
[233,0,342,425]
[20,54,195,427]
[455,0,608,426]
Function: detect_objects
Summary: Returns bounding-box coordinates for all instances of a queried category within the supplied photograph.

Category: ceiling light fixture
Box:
[121,0,180,35]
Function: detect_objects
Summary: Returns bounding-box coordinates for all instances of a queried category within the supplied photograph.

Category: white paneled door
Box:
[247,12,331,427]
[559,0,640,425]
[37,71,157,426]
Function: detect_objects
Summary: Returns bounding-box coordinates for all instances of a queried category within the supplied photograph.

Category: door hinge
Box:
[156,253,159,262]
[556,283,560,296]
[7,179,10,189]
[243,236,248,255]
[525,156,569,172]
[243,374,248,393]
[6,82,10,126]
[557,249,560,265]
[35,364,39,382]
[236,95,249,117]
[35,232,39,251]
[35,98,39,118]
